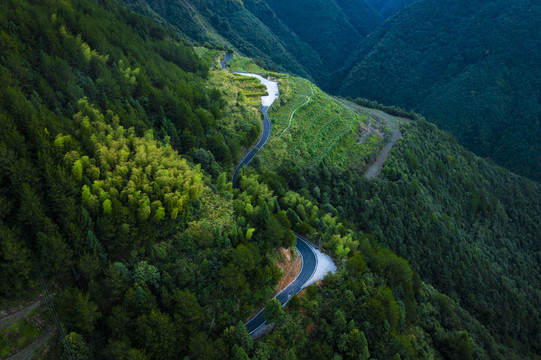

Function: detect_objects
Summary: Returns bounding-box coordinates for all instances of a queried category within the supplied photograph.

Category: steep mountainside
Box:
[336,0,541,181]
[276,119,541,358]
[225,55,541,360]
[124,0,383,82]
[263,0,363,70]
[230,56,541,359]
[366,0,417,18]
[335,0,384,35]
[122,0,319,80]
[0,0,496,358]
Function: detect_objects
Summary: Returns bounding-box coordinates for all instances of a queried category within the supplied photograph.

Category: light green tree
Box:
[264,298,284,324]
[133,260,160,287]
[65,332,92,360]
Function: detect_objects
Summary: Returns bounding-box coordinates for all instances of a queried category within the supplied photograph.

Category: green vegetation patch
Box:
[197,54,264,160]
[228,54,268,74]
[260,75,389,172]
[194,47,223,69]
[221,53,401,174]
[0,307,48,358]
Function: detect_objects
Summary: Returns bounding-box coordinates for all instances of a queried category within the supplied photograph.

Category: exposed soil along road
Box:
[221,54,330,335]
[244,236,317,334]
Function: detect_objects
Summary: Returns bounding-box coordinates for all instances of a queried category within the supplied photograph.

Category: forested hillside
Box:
[335,0,541,181]
[334,0,383,36]
[123,0,382,83]
[366,0,416,18]
[274,118,541,358]
[122,0,323,81]
[1,0,540,359]
[226,56,540,359]
[0,0,289,356]
[261,0,376,70]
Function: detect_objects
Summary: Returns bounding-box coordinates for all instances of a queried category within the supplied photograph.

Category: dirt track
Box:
[7,330,54,360]
[334,97,410,178]
[0,301,42,330]
[365,128,402,178]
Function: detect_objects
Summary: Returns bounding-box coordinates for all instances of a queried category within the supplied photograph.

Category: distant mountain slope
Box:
[263,0,364,70]
[124,0,383,82]
[123,0,319,80]
[241,0,328,79]
[336,0,541,181]
[366,0,416,18]
[335,0,384,36]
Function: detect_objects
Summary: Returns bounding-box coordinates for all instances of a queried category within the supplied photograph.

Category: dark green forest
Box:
[333,0,383,36]
[335,0,541,181]
[1,0,540,359]
[258,0,366,70]
[365,0,416,18]
[123,0,323,81]
[271,120,541,357]
[123,0,385,84]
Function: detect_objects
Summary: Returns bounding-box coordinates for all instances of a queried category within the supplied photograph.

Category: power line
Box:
[26,242,76,360]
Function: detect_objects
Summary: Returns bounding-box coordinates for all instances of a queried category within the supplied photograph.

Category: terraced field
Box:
[231,74,267,108]
[211,52,396,173]
[260,75,391,171]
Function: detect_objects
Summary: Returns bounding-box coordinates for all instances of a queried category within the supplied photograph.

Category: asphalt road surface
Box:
[220,53,232,70]
[244,235,317,334]
[232,105,272,187]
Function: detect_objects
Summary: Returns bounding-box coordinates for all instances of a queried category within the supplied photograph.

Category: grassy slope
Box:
[226,54,407,174]
[0,303,54,359]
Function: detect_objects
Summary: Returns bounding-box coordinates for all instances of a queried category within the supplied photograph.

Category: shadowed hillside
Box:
[335,0,541,181]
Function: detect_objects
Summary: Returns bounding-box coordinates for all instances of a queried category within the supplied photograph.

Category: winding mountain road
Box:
[221,54,323,334]
[231,101,273,187]
[221,55,276,187]
[244,236,317,334]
